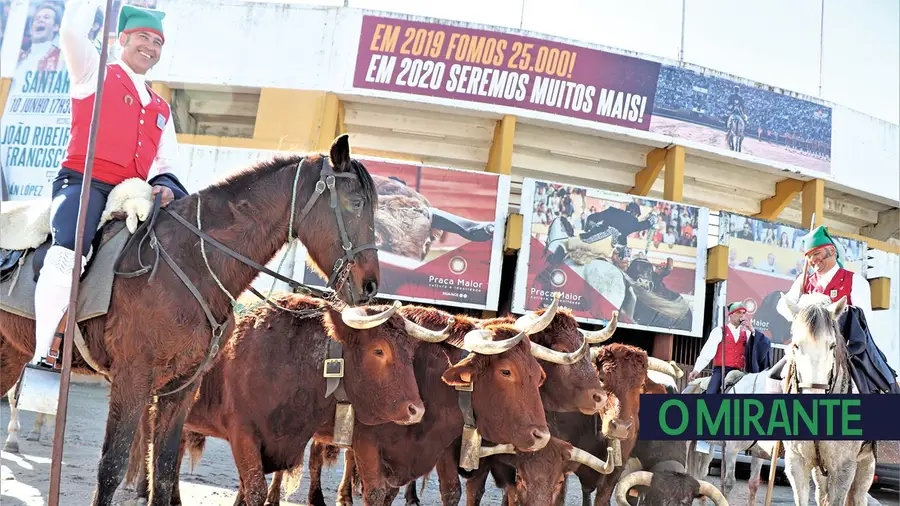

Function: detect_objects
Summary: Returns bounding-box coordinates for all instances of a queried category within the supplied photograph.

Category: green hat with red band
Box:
[727,302,747,315]
[118,5,166,42]
[802,225,844,267]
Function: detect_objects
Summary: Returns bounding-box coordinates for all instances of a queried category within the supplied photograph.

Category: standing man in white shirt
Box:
[31,0,187,369]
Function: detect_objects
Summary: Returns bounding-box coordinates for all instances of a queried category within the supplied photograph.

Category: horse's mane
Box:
[181,153,378,206]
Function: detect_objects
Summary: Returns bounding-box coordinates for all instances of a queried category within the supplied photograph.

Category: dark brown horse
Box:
[0,135,380,506]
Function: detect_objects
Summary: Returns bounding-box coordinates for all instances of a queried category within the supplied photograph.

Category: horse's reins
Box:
[112,156,376,397]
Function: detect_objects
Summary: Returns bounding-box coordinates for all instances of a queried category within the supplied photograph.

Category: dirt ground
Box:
[650,116,831,174]
[1,381,898,505]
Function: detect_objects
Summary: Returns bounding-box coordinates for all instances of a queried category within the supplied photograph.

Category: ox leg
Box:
[265,471,283,505]
[306,442,328,506]
[721,442,741,499]
[91,369,152,506]
[747,455,764,506]
[4,385,20,453]
[230,431,270,506]
[593,467,625,506]
[403,482,420,506]
[463,465,489,506]
[435,447,461,506]
[846,446,876,506]
[384,488,400,505]
[337,448,358,506]
[147,386,195,506]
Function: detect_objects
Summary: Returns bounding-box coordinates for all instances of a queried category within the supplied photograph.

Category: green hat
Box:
[727,302,747,315]
[802,225,843,267]
[118,5,166,42]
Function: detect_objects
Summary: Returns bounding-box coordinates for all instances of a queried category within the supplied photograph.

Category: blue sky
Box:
[298,0,900,125]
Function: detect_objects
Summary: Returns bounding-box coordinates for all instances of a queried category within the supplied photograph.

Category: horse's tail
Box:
[185,430,207,472]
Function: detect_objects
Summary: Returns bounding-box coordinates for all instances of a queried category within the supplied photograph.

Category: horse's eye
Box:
[350,199,364,210]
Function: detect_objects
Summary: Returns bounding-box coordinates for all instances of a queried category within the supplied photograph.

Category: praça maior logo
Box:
[449,256,467,275]
[549,268,567,288]
[742,297,758,314]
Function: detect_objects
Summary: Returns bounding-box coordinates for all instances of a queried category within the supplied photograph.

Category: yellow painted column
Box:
[150,82,172,104]
[250,89,342,152]
[663,145,685,202]
[486,115,516,175]
[0,78,13,121]
[802,179,824,229]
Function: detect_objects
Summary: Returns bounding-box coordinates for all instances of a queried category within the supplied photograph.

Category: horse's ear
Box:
[776,292,799,321]
[330,134,351,172]
[827,296,848,320]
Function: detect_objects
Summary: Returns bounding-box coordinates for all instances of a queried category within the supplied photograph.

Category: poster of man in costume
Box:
[512,178,709,336]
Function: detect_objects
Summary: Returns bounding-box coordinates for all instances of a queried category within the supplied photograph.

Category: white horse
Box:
[777,292,875,506]
[4,384,54,453]
[682,371,773,506]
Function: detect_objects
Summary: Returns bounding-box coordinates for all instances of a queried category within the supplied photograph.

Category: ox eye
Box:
[374,349,385,356]
[501,369,512,377]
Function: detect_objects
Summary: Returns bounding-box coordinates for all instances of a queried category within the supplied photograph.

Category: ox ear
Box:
[442,355,477,388]
[330,134,351,172]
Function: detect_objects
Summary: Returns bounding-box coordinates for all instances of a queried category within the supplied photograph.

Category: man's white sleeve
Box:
[60,0,104,92]
[852,272,872,321]
[693,327,722,373]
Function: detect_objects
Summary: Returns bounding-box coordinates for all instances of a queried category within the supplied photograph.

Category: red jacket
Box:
[713,325,748,370]
[805,267,853,305]
[62,63,171,185]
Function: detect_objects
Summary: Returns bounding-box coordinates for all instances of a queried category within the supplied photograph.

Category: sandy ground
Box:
[2,381,898,505]
[650,116,831,174]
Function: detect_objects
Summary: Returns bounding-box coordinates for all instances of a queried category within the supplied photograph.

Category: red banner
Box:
[353,15,662,130]
[725,267,796,346]
[301,157,509,310]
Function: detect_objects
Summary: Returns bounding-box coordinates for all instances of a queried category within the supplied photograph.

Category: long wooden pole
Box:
[47,0,116,503]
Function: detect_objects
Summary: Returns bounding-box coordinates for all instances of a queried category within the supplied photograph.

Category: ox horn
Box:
[478,444,517,458]
[614,471,653,506]
[578,311,618,344]
[569,446,615,475]
[513,293,560,335]
[647,357,684,379]
[461,328,527,355]
[697,479,728,506]
[530,338,587,365]
[590,345,602,362]
[341,300,402,329]
[403,316,455,343]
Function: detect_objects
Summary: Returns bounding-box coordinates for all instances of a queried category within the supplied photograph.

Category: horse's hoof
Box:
[25,431,40,442]
[3,441,19,453]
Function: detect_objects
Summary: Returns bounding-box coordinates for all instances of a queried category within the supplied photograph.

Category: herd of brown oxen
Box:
[116,292,727,506]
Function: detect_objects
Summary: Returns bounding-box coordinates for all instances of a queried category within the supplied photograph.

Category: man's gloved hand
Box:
[152,185,174,207]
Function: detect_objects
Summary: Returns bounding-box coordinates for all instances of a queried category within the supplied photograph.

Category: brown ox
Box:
[298,301,599,506]
[549,343,653,506]
[301,299,617,506]
[144,294,456,506]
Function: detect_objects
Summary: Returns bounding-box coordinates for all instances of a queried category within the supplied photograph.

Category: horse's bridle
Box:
[113,155,378,397]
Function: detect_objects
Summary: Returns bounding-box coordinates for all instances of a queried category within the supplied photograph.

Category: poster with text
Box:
[718,212,866,347]
[512,178,709,336]
[0,0,155,200]
[299,157,510,310]
[353,15,832,176]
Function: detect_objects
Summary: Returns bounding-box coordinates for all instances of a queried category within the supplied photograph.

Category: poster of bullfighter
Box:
[298,157,510,310]
[512,178,709,336]
[717,211,867,348]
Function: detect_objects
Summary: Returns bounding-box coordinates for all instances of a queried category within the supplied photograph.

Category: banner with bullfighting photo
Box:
[650,65,833,175]
[297,157,510,311]
[718,212,867,348]
[352,15,832,176]
[0,0,155,200]
[511,178,709,337]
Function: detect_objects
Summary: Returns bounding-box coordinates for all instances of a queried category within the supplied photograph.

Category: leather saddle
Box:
[0,231,105,285]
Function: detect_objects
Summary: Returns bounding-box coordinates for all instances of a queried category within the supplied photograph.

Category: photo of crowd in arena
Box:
[718,212,866,346]
[513,179,709,336]
[650,64,833,174]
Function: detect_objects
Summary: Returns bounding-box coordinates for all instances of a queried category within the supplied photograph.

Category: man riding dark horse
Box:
[579,202,656,267]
